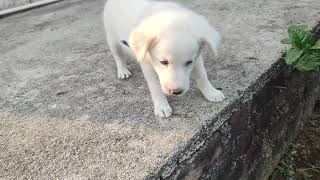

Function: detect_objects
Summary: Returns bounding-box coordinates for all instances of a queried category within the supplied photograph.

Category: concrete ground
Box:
[0,0,319,179]
[0,0,43,10]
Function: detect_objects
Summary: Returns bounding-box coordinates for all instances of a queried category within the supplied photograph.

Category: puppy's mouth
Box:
[161,87,186,96]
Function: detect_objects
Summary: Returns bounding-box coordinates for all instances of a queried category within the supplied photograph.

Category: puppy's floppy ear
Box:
[194,18,221,57]
[129,31,158,62]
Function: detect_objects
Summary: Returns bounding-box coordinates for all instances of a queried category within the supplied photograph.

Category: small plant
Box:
[275,159,296,177]
[297,160,320,179]
[281,25,320,71]
[316,160,320,168]
[270,147,297,179]
[270,146,320,180]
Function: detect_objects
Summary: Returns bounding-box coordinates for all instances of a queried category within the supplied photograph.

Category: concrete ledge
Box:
[0,0,319,179]
[0,0,64,18]
[149,49,320,180]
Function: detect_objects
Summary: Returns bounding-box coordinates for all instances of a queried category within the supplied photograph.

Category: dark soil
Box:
[292,103,320,180]
[293,104,320,176]
[271,102,320,180]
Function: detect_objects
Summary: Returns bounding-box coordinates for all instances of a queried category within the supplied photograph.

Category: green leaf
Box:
[294,52,320,71]
[288,26,316,49]
[310,40,320,49]
[281,37,291,44]
[284,48,304,65]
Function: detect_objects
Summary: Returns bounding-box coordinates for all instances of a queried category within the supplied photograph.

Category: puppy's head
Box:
[129,14,220,96]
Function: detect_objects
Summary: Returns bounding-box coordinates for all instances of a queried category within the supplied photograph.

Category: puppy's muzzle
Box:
[170,88,183,95]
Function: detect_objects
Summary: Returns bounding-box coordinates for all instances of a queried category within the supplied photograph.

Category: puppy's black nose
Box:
[171,89,183,95]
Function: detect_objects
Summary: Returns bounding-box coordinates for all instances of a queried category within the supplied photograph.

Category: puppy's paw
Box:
[203,88,225,102]
[154,104,172,118]
[117,67,132,79]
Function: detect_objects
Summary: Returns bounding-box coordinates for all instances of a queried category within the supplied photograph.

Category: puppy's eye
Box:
[186,60,193,66]
[160,60,169,66]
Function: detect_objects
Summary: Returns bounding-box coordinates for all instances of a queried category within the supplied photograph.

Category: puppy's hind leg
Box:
[192,55,225,102]
[107,37,132,79]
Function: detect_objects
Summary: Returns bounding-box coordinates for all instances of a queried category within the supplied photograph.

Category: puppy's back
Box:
[104,0,150,39]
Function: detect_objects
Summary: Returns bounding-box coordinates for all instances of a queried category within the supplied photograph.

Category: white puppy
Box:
[103,0,225,117]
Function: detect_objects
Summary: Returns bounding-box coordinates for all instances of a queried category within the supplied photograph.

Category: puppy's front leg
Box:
[140,62,172,117]
[192,55,225,102]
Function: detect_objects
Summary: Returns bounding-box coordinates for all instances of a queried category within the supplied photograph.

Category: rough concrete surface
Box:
[0,0,43,10]
[0,0,319,179]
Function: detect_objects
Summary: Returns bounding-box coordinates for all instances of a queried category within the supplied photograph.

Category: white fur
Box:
[104,0,225,117]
